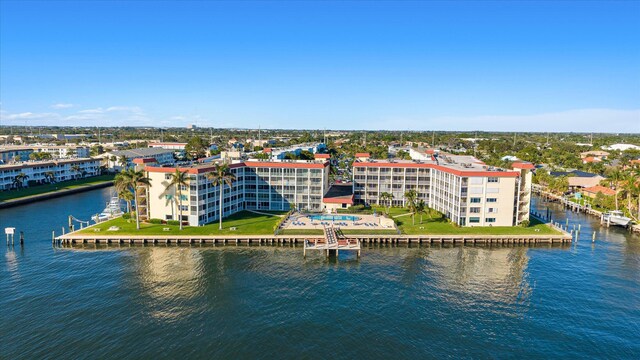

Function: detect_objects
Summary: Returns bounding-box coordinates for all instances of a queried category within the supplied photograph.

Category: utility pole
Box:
[432,131,435,147]
[364,131,367,148]
[513,133,516,147]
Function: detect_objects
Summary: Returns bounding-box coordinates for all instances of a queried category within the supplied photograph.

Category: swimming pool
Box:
[308,215,361,222]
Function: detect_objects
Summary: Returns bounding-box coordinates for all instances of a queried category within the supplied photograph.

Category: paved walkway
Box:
[247,209,286,217]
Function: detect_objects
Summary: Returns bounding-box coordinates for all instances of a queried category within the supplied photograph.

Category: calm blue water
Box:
[1,188,639,359]
[308,214,361,221]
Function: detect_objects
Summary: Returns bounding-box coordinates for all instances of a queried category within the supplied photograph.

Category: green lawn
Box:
[387,207,560,235]
[75,206,559,237]
[0,174,115,202]
[77,210,284,236]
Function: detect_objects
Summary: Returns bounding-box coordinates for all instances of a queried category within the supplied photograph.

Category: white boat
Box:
[602,210,631,227]
[92,197,124,223]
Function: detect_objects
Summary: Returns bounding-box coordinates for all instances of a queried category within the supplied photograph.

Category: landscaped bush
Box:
[520,219,530,227]
[167,220,180,226]
[122,213,131,219]
[338,204,373,214]
[149,218,163,224]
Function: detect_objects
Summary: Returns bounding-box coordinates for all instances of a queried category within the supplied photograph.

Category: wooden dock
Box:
[303,226,361,258]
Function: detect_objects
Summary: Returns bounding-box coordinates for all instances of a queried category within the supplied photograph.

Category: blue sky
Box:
[1,1,638,132]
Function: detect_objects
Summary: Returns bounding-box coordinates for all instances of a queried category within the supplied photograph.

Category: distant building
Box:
[582,185,616,199]
[103,148,174,170]
[187,124,197,130]
[0,158,101,190]
[0,147,35,163]
[550,170,605,189]
[602,144,640,151]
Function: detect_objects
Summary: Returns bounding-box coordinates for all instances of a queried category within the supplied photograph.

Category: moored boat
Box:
[602,210,631,227]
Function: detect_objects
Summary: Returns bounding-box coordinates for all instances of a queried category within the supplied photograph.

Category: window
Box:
[487,208,497,213]
[487,198,497,203]
[486,188,499,193]
[488,177,499,183]
[470,197,481,203]
[469,207,481,213]
[485,218,496,223]
[469,217,480,223]
[470,177,483,184]
[470,187,483,194]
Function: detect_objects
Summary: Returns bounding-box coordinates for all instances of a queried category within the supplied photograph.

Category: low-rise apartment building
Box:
[352,153,533,226]
[145,155,330,226]
[0,158,101,190]
[103,148,175,170]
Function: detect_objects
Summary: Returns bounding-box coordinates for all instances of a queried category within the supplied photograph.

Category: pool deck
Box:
[283,213,396,231]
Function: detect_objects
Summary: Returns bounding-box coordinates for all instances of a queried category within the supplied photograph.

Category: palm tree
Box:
[404,189,418,225]
[165,169,189,230]
[114,170,134,216]
[118,188,134,214]
[13,173,28,189]
[71,164,81,179]
[129,169,152,230]
[118,155,128,170]
[206,164,236,230]
[44,171,55,184]
[115,168,152,229]
[416,199,426,224]
[608,169,623,211]
[380,192,393,214]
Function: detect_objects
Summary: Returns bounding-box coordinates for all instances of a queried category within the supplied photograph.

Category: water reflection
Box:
[135,248,204,321]
[425,246,532,305]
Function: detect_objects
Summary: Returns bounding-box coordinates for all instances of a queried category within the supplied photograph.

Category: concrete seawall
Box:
[56,232,572,246]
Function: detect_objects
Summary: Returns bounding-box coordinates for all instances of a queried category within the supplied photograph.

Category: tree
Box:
[607,169,623,210]
[404,190,418,225]
[165,169,189,230]
[44,171,55,184]
[379,192,393,214]
[416,199,426,224]
[114,168,152,229]
[185,136,208,159]
[13,173,28,189]
[71,164,81,179]
[118,155,128,169]
[206,164,236,230]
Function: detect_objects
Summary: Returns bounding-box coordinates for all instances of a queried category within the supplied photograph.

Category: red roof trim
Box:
[512,162,535,170]
[244,161,328,169]
[355,153,370,157]
[323,196,354,204]
[314,154,330,159]
[354,162,519,177]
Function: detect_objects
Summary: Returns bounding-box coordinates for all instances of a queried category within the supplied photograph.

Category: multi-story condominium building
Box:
[31,145,91,158]
[144,155,330,226]
[0,147,34,163]
[0,158,101,190]
[352,153,533,226]
[0,145,90,163]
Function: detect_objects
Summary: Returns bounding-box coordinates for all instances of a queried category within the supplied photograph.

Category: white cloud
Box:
[368,108,640,133]
[51,103,75,109]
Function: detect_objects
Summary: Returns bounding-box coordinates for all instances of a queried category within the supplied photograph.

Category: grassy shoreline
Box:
[0,174,116,202]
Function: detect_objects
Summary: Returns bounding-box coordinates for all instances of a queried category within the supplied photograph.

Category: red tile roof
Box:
[355,152,370,157]
[353,162,520,177]
[583,185,616,196]
[263,148,272,153]
[133,157,157,164]
[314,154,330,159]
